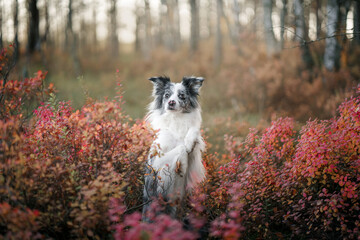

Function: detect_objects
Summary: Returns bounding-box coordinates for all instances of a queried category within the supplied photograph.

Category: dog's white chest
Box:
[153,111,200,137]
[155,129,182,153]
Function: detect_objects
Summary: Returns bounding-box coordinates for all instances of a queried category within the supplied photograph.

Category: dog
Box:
[142,76,206,220]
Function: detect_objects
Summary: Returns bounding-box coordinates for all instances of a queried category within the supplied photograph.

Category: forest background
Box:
[2,0,359,149]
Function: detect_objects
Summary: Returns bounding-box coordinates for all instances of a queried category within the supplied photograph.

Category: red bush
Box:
[109,199,198,240]
[209,86,360,239]
[0,46,155,238]
[23,98,154,238]
[0,202,42,240]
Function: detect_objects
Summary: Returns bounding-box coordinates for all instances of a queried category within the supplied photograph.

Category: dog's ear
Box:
[149,76,170,87]
[148,76,170,96]
[149,76,170,90]
[182,76,204,95]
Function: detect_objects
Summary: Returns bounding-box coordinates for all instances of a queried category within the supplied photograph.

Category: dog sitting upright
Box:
[142,76,206,220]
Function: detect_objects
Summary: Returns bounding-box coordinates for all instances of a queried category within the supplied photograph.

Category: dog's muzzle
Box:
[168,100,176,110]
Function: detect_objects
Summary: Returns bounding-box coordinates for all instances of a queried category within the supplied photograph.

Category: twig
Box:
[283,32,359,50]
[124,199,152,214]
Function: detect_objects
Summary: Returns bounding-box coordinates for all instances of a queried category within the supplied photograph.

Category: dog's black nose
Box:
[168,100,176,107]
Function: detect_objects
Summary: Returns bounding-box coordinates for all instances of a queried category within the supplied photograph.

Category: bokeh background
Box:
[1,0,360,151]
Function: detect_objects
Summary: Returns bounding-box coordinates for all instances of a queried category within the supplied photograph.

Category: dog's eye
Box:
[178,93,185,100]
[164,93,170,98]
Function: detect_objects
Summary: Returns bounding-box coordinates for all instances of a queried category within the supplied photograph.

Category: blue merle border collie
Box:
[142,76,206,220]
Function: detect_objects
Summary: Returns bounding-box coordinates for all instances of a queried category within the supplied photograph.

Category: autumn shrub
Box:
[209,86,360,239]
[0,46,156,238]
[13,98,153,238]
[0,202,42,240]
[109,198,199,240]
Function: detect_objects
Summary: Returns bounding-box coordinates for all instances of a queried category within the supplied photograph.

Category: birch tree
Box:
[280,0,287,48]
[43,0,50,43]
[355,1,360,44]
[109,0,119,57]
[263,0,279,55]
[13,0,19,61]
[143,0,152,59]
[65,0,73,50]
[232,0,241,41]
[167,0,181,51]
[324,0,340,71]
[0,0,2,50]
[294,0,313,69]
[134,3,142,53]
[27,0,40,53]
[190,0,200,53]
[214,0,222,66]
[158,0,180,51]
[315,0,323,39]
[92,0,98,52]
[206,1,213,38]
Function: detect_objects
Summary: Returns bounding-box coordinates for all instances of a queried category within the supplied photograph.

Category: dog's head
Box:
[148,76,204,113]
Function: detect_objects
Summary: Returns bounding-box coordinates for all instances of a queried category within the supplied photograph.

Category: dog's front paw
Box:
[175,145,188,177]
[185,128,199,153]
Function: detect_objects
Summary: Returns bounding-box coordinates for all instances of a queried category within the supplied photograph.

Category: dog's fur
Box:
[142,76,206,219]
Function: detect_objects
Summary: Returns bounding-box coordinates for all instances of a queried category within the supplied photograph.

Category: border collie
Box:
[142,76,206,219]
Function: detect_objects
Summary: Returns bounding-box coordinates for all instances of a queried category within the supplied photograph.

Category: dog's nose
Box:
[168,100,176,107]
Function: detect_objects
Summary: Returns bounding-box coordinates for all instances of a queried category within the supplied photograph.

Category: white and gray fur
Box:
[142,76,206,220]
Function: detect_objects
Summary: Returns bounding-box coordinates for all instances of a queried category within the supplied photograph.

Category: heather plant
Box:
[23,97,154,238]
[109,199,198,240]
[0,46,54,120]
[209,86,360,239]
[0,46,156,238]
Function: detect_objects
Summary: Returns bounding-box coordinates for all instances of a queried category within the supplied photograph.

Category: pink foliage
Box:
[109,199,198,240]
[209,86,360,239]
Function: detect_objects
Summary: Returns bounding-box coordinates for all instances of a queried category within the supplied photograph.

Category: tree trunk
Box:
[143,0,152,60]
[190,0,200,53]
[43,0,50,43]
[109,0,119,57]
[263,0,279,55]
[253,0,259,34]
[315,0,322,39]
[232,0,241,42]
[65,0,73,50]
[206,1,213,38]
[280,0,287,48]
[173,0,181,49]
[64,0,80,75]
[27,0,40,54]
[92,1,97,52]
[339,1,351,31]
[160,0,180,51]
[134,5,142,52]
[294,0,304,42]
[338,0,351,68]
[13,0,19,61]
[294,0,313,69]
[324,0,340,71]
[157,0,166,47]
[0,0,3,50]
[221,0,236,46]
[214,0,222,66]
[354,1,360,44]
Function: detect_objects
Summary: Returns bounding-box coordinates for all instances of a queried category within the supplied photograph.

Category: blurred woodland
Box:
[2,1,360,239]
[1,0,360,148]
